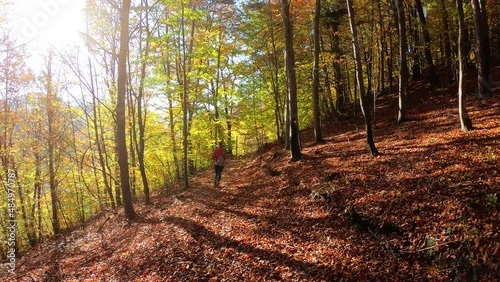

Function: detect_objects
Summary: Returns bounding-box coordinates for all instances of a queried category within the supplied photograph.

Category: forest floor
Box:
[3,70,500,281]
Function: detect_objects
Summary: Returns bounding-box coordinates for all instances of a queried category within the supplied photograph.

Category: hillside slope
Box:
[2,74,499,281]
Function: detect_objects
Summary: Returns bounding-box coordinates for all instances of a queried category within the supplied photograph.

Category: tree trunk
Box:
[457,0,473,131]
[415,0,439,87]
[136,0,151,205]
[284,74,290,150]
[323,64,335,115]
[281,0,301,161]
[45,49,60,236]
[128,95,137,198]
[168,93,180,181]
[409,6,421,81]
[471,0,492,98]
[346,0,379,156]
[388,30,394,94]
[331,25,344,113]
[211,29,223,143]
[117,0,137,220]
[225,90,234,155]
[181,1,190,189]
[312,0,323,144]
[376,0,386,95]
[395,0,410,123]
[32,153,42,243]
[92,89,115,209]
[439,0,453,86]
[125,63,137,198]
[161,22,181,182]
[267,0,285,142]
[13,166,35,246]
[137,80,150,204]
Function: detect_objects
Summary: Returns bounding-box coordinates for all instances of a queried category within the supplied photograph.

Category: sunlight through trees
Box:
[0,0,497,259]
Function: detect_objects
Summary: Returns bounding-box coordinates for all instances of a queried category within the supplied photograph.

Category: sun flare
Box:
[12,0,86,48]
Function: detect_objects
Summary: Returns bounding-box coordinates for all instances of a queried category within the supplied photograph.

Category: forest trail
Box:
[10,156,354,281]
[5,75,500,281]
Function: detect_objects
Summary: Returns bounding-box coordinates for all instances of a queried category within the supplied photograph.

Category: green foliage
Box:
[482,146,497,163]
[425,235,437,258]
[485,193,497,208]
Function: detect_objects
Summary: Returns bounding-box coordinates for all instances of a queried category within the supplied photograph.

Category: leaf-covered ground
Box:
[3,71,499,281]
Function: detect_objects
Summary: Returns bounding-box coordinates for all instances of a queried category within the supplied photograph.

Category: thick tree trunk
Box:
[471,0,492,98]
[117,0,137,220]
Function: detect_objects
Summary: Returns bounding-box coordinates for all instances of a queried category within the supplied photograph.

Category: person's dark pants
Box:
[214,165,224,187]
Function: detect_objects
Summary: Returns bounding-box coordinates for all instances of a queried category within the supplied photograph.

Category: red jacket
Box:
[212,146,227,166]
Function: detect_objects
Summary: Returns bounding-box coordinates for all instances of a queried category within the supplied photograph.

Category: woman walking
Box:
[211,142,227,188]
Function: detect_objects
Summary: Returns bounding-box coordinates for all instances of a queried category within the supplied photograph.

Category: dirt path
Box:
[127,157,398,281]
[13,158,350,281]
[153,159,335,280]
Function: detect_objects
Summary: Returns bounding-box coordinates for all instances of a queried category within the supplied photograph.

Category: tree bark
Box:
[346,0,379,156]
[312,0,323,144]
[409,6,421,81]
[331,25,344,113]
[457,0,473,131]
[471,0,492,98]
[376,0,386,95]
[395,0,410,123]
[33,153,42,243]
[181,1,190,188]
[224,89,234,155]
[136,0,151,204]
[91,76,115,209]
[161,21,181,182]
[415,0,439,87]
[117,0,137,220]
[439,0,453,86]
[45,48,60,236]
[264,0,285,142]
[281,0,302,161]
